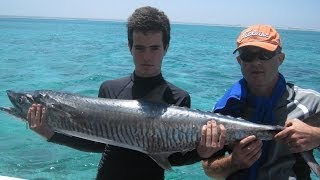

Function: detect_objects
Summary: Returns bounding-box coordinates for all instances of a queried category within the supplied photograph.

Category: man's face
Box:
[130,31,167,77]
[237,47,284,90]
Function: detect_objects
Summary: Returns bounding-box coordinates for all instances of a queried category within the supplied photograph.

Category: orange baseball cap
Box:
[233,24,281,54]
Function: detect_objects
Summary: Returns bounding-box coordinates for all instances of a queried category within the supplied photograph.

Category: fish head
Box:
[0,90,41,120]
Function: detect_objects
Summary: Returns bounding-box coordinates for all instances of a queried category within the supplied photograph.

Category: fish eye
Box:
[17,97,24,104]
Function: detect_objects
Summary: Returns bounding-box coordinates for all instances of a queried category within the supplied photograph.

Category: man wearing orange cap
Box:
[202,24,320,180]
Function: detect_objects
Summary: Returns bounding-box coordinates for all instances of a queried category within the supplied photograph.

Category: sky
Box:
[1,0,319,30]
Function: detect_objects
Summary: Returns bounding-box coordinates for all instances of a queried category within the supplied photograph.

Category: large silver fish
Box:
[0,90,319,175]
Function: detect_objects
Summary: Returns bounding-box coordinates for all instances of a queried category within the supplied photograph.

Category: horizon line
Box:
[1,15,320,32]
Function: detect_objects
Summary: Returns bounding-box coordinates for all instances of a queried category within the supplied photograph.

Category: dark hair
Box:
[127,6,171,50]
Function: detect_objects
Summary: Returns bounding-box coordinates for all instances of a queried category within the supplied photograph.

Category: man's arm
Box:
[202,135,263,179]
[202,153,238,179]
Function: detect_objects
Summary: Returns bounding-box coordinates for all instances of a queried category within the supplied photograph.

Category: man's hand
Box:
[274,118,320,153]
[27,104,54,139]
[230,135,262,169]
[197,120,226,158]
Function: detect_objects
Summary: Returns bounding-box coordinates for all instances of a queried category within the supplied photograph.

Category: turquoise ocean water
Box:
[0,18,320,180]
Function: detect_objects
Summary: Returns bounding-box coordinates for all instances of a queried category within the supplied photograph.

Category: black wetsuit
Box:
[49,72,202,180]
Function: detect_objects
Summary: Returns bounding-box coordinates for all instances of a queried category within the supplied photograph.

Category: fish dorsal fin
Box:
[148,153,172,170]
[142,84,168,104]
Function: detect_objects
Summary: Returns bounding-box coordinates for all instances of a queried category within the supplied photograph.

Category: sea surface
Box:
[0,17,320,180]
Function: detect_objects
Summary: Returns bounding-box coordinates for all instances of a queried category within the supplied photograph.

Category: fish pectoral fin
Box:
[50,103,81,119]
[300,150,320,177]
[48,104,74,120]
[51,103,77,112]
[148,153,172,170]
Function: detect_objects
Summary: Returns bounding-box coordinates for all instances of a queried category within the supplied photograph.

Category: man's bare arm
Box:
[202,154,240,179]
[202,135,263,179]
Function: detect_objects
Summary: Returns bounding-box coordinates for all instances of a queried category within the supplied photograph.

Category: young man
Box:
[202,24,320,180]
[27,6,226,180]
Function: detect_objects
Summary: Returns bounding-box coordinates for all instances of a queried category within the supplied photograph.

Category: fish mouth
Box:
[0,106,12,112]
[5,90,22,111]
[0,106,26,121]
[2,90,25,119]
[6,90,16,102]
[0,106,19,116]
